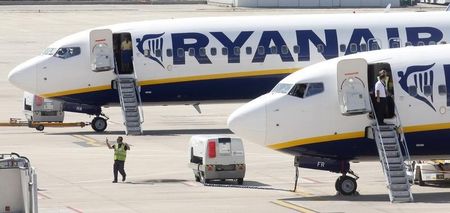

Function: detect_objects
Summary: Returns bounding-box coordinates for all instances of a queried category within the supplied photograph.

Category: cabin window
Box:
[288,83,324,99]
[246,47,252,55]
[417,41,425,46]
[339,44,346,52]
[188,48,195,56]
[155,49,162,57]
[349,43,358,53]
[177,48,184,57]
[405,42,413,47]
[439,85,447,96]
[54,47,80,59]
[257,46,265,55]
[316,44,324,53]
[234,46,240,55]
[369,41,380,50]
[166,49,173,57]
[360,43,367,52]
[440,41,447,45]
[210,47,217,56]
[281,45,289,54]
[389,38,401,48]
[199,47,206,57]
[222,47,228,55]
[270,46,277,54]
[424,85,432,97]
[293,45,300,54]
[408,85,417,97]
[271,83,293,94]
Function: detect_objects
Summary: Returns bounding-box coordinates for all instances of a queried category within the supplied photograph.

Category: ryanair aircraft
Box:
[228,44,450,202]
[8,11,450,133]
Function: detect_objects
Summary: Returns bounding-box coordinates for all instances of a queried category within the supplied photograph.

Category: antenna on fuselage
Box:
[384,3,391,13]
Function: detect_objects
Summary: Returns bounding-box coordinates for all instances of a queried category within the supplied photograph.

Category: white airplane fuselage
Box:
[8,12,450,111]
[228,44,450,161]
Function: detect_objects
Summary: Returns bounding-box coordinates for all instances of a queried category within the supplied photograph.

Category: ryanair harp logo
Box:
[136,33,165,68]
[398,64,436,111]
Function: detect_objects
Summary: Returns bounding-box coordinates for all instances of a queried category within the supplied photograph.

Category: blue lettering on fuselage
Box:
[140,27,444,65]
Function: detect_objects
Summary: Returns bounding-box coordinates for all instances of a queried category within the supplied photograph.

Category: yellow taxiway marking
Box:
[72,134,103,147]
[271,200,318,213]
[294,190,314,197]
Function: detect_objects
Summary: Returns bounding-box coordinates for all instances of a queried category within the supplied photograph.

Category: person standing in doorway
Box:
[106,136,130,183]
[374,70,388,125]
[120,35,133,74]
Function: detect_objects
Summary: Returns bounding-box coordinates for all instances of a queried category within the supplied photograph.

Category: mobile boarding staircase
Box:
[115,64,144,135]
[370,101,414,202]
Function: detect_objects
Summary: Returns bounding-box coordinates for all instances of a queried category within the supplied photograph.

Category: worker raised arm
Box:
[106,138,113,149]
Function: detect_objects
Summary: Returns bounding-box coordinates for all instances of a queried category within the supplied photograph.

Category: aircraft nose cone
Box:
[228,95,267,144]
[8,58,38,93]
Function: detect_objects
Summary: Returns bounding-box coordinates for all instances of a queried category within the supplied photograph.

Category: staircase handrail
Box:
[132,71,145,124]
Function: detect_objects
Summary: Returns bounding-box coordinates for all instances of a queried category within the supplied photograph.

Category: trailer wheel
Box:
[35,125,44,131]
[237,178,244,185]
[200,172,210,184]
[91,117,107,132]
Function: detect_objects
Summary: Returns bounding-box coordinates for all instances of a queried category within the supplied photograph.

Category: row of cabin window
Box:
[157,40,447,58]
[408,84,447,97]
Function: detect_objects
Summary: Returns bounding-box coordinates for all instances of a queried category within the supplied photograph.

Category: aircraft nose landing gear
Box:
[335,169,359,196]
[91,114,109,132]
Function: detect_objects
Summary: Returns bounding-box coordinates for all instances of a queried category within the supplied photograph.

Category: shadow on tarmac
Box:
[46,128,233,136]
[284,192,450,203]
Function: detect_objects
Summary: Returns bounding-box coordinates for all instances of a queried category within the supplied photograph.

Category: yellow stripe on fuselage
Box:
[40,68,300,98]
[268,122,450,150]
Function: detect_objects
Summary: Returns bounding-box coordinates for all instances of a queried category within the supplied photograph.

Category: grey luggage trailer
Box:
[0,118,89,131]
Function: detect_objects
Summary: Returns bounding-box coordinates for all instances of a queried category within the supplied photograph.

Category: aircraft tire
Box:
[336,176,357,195]
[91,117,107,132]
[237,178,244,185]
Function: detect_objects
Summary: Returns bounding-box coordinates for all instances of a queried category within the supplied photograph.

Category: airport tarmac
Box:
[2,4,450,213]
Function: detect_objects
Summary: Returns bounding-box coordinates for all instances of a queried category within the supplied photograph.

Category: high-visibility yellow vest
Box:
[114,144,127,161]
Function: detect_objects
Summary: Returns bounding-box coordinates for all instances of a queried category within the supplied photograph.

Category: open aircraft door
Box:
[337,58,371,115]
[90,29,114,72]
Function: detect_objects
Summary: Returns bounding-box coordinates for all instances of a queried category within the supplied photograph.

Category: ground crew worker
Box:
[374,70,388,125]
[106,136,130,183]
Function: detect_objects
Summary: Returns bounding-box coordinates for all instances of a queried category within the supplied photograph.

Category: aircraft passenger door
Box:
[89,29,114,72]
[336,58,371,115]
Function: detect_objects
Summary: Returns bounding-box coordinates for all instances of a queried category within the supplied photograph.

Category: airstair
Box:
[116,76,144,135]
[371,106,414,202]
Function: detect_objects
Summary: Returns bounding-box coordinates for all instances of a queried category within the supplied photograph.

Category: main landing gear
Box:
[91,113,109,132]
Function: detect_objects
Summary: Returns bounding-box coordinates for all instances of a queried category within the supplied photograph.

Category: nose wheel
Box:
[91,116,107,132]
[335,169,359,195]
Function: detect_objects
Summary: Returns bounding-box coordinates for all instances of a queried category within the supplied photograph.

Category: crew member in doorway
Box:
[106,136,130,183]
[121,35,133,74]
[375,70,388,125]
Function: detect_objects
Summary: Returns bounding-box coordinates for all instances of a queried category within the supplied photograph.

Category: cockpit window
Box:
[42,48,57,55]
[54,47,81,59]
[271,83,293,94]
[288,83,324,98]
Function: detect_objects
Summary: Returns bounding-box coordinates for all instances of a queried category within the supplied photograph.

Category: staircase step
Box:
[126,122,140,127]
[392,197,413,203]
[126,116,140,122]
[125,112,139,117]
[120,83,135,88]
[389,170,406,177]
[124,102,137,107]
[390,183,409,191]
[390,177,407,184]
[378,125,396,130]
[127,127,142,132]
[383,144,399,151]
[391,190,411,198]
[124,107,138,112]
[387,163,404,171]
[380,131,396,138]
[121,88,135,93]
[385,151,399,158]
[123,97,137,103]
[382,138,397,144]
[122,93,136,98]
[119,78,135,83]
[387,157,403,164]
